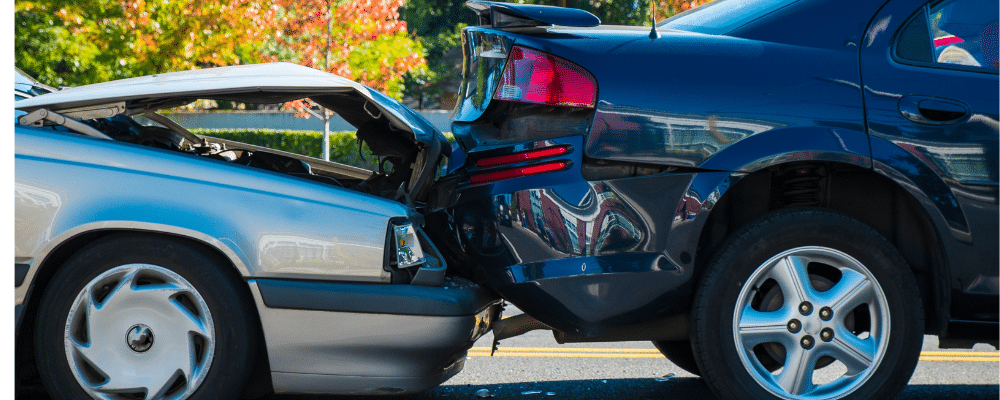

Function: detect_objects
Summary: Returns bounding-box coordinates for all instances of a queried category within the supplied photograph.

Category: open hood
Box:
[14,62,447,152]
[15,63,450,203]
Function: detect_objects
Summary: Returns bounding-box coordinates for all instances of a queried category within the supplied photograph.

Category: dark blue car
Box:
[427,0,999,398]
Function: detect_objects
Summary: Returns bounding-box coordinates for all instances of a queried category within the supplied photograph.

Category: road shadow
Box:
[898,384,999,399]
[20,378,999,399]
[266,377,701,399]
[267,379,1000,400]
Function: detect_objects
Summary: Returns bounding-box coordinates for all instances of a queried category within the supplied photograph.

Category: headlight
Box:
[392,222,425,268]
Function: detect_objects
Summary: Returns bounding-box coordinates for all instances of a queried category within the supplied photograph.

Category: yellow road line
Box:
[920,351,999,356]
[468,347,1000,362]
[468,352,665,359]
[919,356,1000,362]
[470,347,660,353]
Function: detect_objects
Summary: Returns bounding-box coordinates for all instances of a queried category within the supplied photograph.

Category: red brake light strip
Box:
[475,145,570,169]
[469,161,569,185]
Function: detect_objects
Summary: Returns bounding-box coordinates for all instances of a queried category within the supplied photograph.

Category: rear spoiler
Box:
[466,1,600,28]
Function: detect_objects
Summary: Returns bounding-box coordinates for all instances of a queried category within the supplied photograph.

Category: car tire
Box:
[652,340,701,376]
[691,209,923,399]
[34,233,258,400]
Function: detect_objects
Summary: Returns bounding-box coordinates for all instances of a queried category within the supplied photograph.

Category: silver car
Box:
[14,63,500,399]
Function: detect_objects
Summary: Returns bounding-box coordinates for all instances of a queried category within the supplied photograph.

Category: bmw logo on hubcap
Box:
[126,324,154,353]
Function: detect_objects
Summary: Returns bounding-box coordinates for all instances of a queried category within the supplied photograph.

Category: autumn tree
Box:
[652,0,707,22]
[15,0,273,87]
[262,0,427,160]
[267,0,427,100]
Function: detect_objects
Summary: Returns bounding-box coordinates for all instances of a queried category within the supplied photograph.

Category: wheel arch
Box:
[15,229,272,395]
[693,160,950,335]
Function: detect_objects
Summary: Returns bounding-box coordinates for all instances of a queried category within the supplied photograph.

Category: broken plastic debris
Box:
[546,392,556,396]
[654,373,676,382]
[521,390,542,395]
[475,388,494,398]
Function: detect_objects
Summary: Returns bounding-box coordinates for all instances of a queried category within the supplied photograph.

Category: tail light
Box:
[493,46,597,108]
[469,144,572,185]
[475,145,570,168]
[469,161,569,185]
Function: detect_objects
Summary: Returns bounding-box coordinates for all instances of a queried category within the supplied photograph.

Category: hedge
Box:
[191,129,456,174]
[192,129,379,171]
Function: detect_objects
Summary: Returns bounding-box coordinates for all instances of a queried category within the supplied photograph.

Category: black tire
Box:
[652,340,701,376]
[691,209,923,400]
[35,233,258,400]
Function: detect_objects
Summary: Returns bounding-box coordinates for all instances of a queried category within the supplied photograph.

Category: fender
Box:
[686,127,965,271]
[699,125,872,172]
[15,222,252,307]
[667,125,872,263]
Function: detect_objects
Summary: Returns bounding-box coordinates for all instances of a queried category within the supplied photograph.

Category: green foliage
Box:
[15,0,271,87]
[263,0,426,101]
[400,0,474,104]
[15,0,131,86]
[400,0,474,38]
[346,32,430,100]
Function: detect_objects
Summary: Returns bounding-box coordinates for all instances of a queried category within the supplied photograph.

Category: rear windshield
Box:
[659,0,800,35]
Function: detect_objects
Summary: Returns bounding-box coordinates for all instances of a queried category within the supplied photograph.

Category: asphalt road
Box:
[266,307,998,400]
[20,308,998,399]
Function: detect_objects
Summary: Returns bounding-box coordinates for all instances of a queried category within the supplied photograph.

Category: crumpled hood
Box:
[14,62,449,155]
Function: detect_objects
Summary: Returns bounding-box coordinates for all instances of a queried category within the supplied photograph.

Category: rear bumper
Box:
[247,277,500,395]
[486,254,692,337]
[446,144,725,336]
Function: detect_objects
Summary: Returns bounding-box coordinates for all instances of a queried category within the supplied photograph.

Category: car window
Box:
[895,0,998,72]
[659,0,800,35]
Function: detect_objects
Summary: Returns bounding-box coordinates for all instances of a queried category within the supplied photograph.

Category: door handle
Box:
[898,95,971,125]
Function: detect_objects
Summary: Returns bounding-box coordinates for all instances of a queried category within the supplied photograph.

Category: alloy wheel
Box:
[732,246,890,399]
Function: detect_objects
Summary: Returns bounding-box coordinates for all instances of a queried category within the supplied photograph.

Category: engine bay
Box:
[80,112,425,203]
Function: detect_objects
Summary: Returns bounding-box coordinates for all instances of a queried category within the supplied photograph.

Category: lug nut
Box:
[819,307,833,321]
[801,335,815,349]
[787,319,801,333]
[821,328,834,342]
[799,302,813,315]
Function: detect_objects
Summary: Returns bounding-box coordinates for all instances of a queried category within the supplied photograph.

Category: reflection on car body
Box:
[427,0,999,399]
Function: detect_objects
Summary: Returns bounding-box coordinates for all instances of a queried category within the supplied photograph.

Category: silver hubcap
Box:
[64,264,215,400]
[732,247,890,399]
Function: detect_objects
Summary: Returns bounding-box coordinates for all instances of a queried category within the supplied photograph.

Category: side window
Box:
[895,0,998,72]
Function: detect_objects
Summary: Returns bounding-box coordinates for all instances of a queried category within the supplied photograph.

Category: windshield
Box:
[659,0,800,35]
